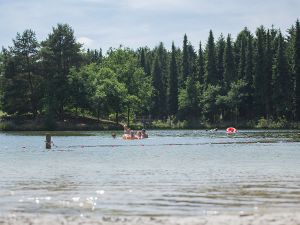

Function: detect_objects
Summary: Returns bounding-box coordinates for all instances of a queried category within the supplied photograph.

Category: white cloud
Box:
[77,37,95,49]
[0,0,299,51]
[124,0,184,10]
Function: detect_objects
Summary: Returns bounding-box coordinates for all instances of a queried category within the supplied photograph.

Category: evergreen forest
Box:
[1,20,300,129]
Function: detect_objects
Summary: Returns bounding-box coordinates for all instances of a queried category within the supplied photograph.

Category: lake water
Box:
[0,130,300,217]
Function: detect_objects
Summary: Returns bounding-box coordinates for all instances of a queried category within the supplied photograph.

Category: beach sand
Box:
[1,213,300,225]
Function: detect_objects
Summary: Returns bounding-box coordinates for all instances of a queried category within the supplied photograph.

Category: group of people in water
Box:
[123,125,148,139]
[111,124,149,139]
[111,125,236,139]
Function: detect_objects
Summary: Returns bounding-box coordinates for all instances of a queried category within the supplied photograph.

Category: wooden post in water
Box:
[46,134,51,149]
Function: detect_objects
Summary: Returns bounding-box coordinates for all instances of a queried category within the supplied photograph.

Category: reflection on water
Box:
[0,130,300,216]
[15,176,79,191]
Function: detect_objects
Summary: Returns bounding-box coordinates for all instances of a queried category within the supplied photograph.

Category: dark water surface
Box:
[0,130,300,216]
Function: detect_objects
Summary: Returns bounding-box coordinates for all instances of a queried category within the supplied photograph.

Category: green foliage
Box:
[69,48,152,124]
[178,76,202,119]
[168,42,179,115]
[198,42,205,84]
[242,34,255,119]
[219,79,248,123]
[205,30,217,85]
[224,34,236,87]
[216,34,225,83]
[2,30,42,115]
[104,47,153,119]
[254,26,266,117]
[1,20,300,129]
[182,34,189,87]
[151,55,165,117]
[41,23,82,116]
[83,48,102,65]
[201,84,221,122]
[263,30,274,118]
[255,117,269,129]
[139,48,151,75]
[272,32,292,119]
[295,19,300,120]
[226,79,248,107]
[0,53,4,110]
[151,118,188,129]
[255,117,290,129]
[95,68,126,118]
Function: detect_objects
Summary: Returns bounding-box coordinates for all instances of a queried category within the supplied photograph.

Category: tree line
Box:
[0,20,300,127]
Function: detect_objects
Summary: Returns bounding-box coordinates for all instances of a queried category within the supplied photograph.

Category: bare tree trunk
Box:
[115,112,119,124]
[127,107,130,127]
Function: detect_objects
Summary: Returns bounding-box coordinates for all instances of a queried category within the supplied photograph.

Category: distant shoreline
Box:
[1,117,300,131]
[0,115,123,131]
[1,113,300,131]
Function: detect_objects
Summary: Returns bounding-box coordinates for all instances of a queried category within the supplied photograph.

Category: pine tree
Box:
[168,42,179,115]
[140,48,149,75]
[244,34,254,119]
[272,31,291,118]
[41,23,82,117]
[181,34,189,87]
[216,34,225,84]
[198,42,205,84]
[245,35,254,83]
[99,48,103,63]
[151,55,165,117]
[142,48,151,76]
[188,43,197,79]
[156,43,168,113]
[223,34,236,89]
[264,30,273,118]
[1,49,29,114]
[2,30,41,115]
[254,26,266,117]
[235,28,251,76]
[238,40,246,80]
[235,30,248,120]
[205,30,217,85]
[178,76,201,120]
[295,19,300,120]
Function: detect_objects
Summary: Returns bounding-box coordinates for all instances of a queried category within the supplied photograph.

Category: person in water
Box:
[141,129,148,138]
[123,124,131,134]
[136,131,142,139]
[111,132,116,138]
[130,130,135,138]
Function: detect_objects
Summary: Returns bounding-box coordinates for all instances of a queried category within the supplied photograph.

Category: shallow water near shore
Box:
[0,130,300,217]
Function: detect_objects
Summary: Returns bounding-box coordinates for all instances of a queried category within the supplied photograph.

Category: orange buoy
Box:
[226,127,237,134]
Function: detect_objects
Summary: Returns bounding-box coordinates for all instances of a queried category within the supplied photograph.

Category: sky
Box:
[0,0,299,52]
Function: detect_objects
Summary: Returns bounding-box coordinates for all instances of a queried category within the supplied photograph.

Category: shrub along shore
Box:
[0,114,299,131]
